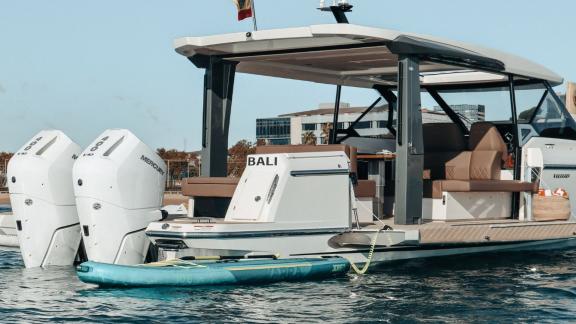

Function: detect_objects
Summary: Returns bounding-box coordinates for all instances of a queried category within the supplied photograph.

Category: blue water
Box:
[1,249,576,323]
[0,205,10,213]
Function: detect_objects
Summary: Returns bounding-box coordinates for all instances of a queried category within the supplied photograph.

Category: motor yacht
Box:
[6,7,576,270]
[144,23,576,266]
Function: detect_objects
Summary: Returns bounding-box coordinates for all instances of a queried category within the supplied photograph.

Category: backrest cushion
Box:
[469,122,508,162]
[470,150,502,180]
[422,123,467,152]
[424,152,461,180]
[445,152,472,180]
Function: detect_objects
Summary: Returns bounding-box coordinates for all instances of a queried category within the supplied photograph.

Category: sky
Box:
[1,0,575,152]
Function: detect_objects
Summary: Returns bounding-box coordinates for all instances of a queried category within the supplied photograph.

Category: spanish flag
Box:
[233,0,253,21]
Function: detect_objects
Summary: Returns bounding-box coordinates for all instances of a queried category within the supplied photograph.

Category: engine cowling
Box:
[8,130,82,268]
[73,129,166,265]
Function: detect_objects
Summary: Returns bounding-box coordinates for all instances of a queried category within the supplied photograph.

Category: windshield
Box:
[434,86,511,129]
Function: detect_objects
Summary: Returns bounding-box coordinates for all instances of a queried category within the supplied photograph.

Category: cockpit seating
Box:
[423,122,537,221]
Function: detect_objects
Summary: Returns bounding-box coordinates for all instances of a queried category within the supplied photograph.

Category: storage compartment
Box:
[532,195,571,221]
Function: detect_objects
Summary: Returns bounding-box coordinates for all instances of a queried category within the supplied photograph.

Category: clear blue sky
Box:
[1,0,575,152]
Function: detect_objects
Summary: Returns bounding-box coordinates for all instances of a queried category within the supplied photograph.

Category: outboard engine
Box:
[7,130,82,268]
[73,129,166,265]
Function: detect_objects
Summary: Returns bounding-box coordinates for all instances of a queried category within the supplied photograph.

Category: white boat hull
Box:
[151,232,576,265]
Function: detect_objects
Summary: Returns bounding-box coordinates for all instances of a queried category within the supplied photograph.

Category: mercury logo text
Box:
[141,155,165,176]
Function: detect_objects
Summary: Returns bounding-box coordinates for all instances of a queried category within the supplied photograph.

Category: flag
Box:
[233,0,253,21]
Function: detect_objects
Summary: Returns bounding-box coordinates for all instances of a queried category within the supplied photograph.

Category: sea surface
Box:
[1,249,576,323]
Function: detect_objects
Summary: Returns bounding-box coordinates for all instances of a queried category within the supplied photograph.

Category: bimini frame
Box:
[175,24,566,225]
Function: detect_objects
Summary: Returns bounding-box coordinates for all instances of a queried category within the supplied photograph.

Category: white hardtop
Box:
[174,24,563,87]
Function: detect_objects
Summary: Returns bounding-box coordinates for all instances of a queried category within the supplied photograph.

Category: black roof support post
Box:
[330,85,342,144]
[394,55,424,225]
[201,57,237,177]
[508,75,521,219]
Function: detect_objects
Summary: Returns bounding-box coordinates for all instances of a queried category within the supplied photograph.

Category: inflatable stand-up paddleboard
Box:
[76,257,351,288]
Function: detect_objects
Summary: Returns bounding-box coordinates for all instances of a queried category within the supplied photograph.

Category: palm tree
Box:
[302,131,317,145]
[321,122,333,144]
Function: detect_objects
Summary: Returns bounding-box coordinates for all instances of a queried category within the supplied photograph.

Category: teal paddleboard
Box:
[76,257,350,287]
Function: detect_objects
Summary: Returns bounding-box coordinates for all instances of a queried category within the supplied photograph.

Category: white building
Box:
[257,103,457,145]
[281,103,392,144]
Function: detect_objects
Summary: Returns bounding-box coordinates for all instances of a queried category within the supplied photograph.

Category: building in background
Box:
[440,104,485,124]
[256,102,482,145]
[255,117,292,145]
[256,103,393,145]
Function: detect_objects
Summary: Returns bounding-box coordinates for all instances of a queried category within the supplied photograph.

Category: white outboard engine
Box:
[73,129,166,265]
[7,130,82,268]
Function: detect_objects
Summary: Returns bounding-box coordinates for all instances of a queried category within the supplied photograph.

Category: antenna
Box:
[318,0,353,24]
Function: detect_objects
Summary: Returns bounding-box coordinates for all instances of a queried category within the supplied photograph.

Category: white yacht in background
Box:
[0,209,18,248]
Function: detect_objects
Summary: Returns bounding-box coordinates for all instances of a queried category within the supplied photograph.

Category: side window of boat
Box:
[514,83,547,123]
[531,92,576,140]
[514,82,576,140]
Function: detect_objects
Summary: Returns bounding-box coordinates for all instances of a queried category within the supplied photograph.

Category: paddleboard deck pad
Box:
[76,257,351,287]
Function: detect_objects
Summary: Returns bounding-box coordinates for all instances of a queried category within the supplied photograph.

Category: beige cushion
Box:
[469,122,508,163]
[182,177,239,198]
[445,152,472,180]
[424,151,461,180]
[470,150,501,180]
[356,180,376,198]
[425,179,536,199]
[423,123,467,152]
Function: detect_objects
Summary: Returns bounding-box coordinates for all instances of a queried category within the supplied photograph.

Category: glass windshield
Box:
[435,86,511,129]
[514,83,547,123]
[514,81,576,140]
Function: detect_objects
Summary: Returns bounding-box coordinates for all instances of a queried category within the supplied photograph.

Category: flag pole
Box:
[251,0,258,31]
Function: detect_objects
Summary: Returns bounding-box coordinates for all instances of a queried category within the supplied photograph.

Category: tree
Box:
[227,140,256,177]
[321,122,333,144]
[156,148,199,188]
[302,131,317,145]
[0,152,13,189]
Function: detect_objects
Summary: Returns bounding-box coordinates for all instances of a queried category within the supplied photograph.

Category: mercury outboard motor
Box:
[73,129,166,265]
[8,130,82,268]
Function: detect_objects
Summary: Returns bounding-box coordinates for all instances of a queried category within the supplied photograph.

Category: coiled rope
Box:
[347,229,381,275]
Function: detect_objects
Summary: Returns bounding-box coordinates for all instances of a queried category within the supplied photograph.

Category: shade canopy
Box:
[174,24,563,88]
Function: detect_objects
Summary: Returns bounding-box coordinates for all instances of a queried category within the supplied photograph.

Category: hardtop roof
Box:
[174,24,563,87]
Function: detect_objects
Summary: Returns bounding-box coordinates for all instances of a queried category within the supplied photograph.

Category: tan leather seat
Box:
[356,180,376,198]
[422,123,467,180]
[469,122,509,163]
[182,177,239,198]
[424,180,537,199]
[424,122,535,199]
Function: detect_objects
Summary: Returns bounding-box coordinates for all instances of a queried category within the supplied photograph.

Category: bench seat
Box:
[424,179,536,199]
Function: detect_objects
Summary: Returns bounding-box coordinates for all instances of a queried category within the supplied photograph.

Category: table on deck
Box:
[357,153,396,219]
